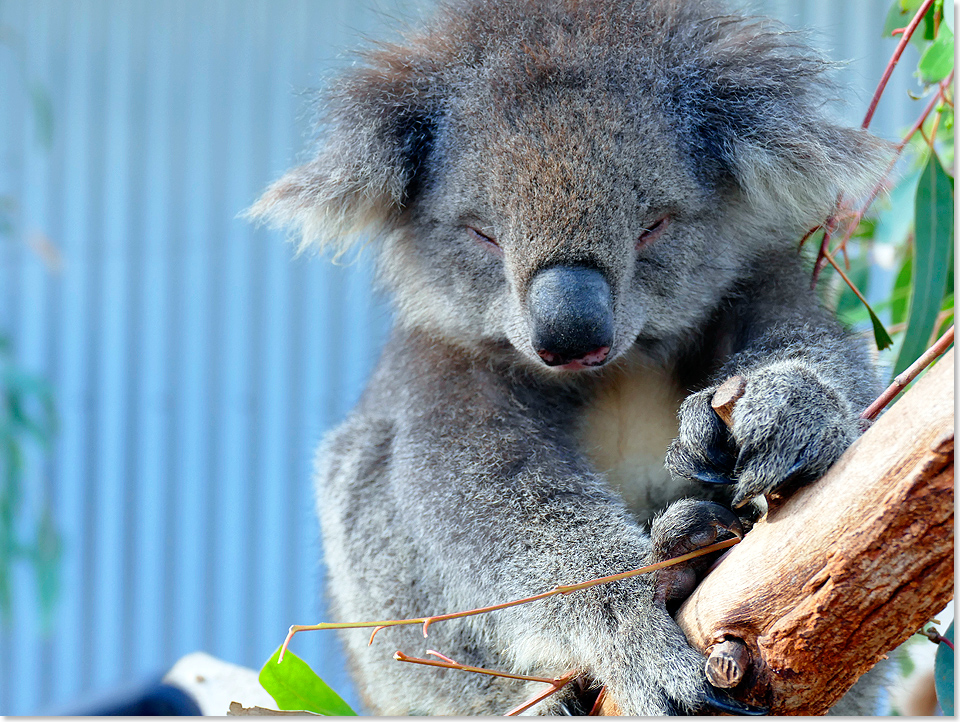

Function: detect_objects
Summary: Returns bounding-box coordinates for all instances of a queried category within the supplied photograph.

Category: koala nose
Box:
[527,265,614,368]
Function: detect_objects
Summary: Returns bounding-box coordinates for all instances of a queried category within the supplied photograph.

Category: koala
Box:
[250,0,892,714]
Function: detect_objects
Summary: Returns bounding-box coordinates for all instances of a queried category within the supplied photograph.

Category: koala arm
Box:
[667,254,881,507]
[355,335,713,714]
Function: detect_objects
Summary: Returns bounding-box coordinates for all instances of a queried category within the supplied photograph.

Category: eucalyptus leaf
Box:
[895,155,954,375]
[34,506,62,634]
[886,0,925,36]
[891,256,913,326]
[869,306,895,350]
[259,646,357,716]
[918,25,955,83]
[934,621,954,714]
[885,0,937,46]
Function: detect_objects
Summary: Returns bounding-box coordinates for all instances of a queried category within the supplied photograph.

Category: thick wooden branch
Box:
[672,349,954,714]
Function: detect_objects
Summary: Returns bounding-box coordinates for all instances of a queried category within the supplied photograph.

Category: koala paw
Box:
[666,363,858,507]
[650,498,742,609]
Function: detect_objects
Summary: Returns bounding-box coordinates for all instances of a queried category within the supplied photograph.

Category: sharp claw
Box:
[731,492,752,510]
[782,456,814,485]
[691,469,737,485]
[709,506,744,540]
[704,686,769,715]
[705,444,735,470]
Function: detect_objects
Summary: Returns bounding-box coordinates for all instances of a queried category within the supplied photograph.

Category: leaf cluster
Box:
[830,0,954,378]
[0,336,61,632]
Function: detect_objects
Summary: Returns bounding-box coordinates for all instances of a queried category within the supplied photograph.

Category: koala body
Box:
[253,0,890,714]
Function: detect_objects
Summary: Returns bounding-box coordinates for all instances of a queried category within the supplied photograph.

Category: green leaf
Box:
[885,0,922,36]
[918,25,955,83]
[259,646,357,716]
[885,0,938,46]
[895,155,955,374]
[33,505,62,634]
[934,621,954,715]
[869,305,895,350]
[874,163,923,247]
[891,255,913,326]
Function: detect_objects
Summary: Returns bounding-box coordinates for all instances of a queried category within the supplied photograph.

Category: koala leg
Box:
[645,499,769,716]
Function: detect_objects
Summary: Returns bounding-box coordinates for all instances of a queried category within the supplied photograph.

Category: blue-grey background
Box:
[0,0,921,714]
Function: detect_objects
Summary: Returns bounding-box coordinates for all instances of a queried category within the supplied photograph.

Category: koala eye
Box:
[637,214,671,249]
[466,225,503,255]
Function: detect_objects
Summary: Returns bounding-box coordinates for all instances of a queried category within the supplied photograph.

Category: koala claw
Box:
[691,469,736,486]
[703,686,769,716]
[651,500,742,607]
[732,454,817,508]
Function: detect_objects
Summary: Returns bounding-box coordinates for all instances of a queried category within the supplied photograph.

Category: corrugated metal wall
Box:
[0,0,920,714]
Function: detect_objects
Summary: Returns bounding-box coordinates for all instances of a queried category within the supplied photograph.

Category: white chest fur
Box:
[577,352,692,522]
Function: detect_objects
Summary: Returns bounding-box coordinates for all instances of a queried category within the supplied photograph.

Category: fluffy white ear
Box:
[662,17,893,230]
[247,51,438,256]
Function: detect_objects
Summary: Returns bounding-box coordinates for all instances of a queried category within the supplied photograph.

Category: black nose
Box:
[527,265,614,367]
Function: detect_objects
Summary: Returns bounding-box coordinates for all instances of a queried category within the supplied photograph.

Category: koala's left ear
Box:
[247,47,439,256]
[665,17,894,230]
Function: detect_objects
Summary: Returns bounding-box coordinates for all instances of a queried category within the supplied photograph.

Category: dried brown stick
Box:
[710,375,746,427]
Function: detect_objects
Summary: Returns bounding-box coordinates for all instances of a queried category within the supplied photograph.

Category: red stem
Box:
[860,325,954,420]
[862,0,937,129]
[813,70,952,293]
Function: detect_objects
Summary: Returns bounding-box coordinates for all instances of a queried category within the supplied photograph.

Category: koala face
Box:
[249,0,887,373]
[378,85,743,373]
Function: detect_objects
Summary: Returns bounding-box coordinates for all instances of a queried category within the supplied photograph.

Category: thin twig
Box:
[861,325,954,420]
[810,213,839,289]
[863,0,937,129]
[820,250,873,312]
[393,650,562,684]
[504,672,578,716]
[589,687,609,716]
[276,537,740,661]
[394,650,580,715]
[867,308,953,338]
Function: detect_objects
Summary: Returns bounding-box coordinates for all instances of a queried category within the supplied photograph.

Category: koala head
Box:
[250,0,888,373]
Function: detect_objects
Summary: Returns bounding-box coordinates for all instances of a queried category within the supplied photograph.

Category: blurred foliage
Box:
[835,1,954,714]
[0,9,62,633]
[933,621,954,715]
[824,0,954,383]
[0,339,61,631]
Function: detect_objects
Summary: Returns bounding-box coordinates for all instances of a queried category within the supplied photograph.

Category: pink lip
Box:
[557,360,591,371]
[552,346,611,371]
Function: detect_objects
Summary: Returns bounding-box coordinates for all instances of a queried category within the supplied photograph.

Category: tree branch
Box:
[670,348,954,715]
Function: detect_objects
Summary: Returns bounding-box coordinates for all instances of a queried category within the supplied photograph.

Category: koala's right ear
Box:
[247,51,438,255]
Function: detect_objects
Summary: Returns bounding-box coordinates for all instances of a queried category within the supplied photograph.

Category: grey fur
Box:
[251,0,891,714]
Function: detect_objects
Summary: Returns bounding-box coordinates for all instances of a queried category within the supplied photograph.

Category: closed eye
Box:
[637,215,670,249]
[467,225,502,255]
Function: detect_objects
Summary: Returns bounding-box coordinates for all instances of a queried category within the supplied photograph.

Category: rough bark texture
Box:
[669,348,955,715]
